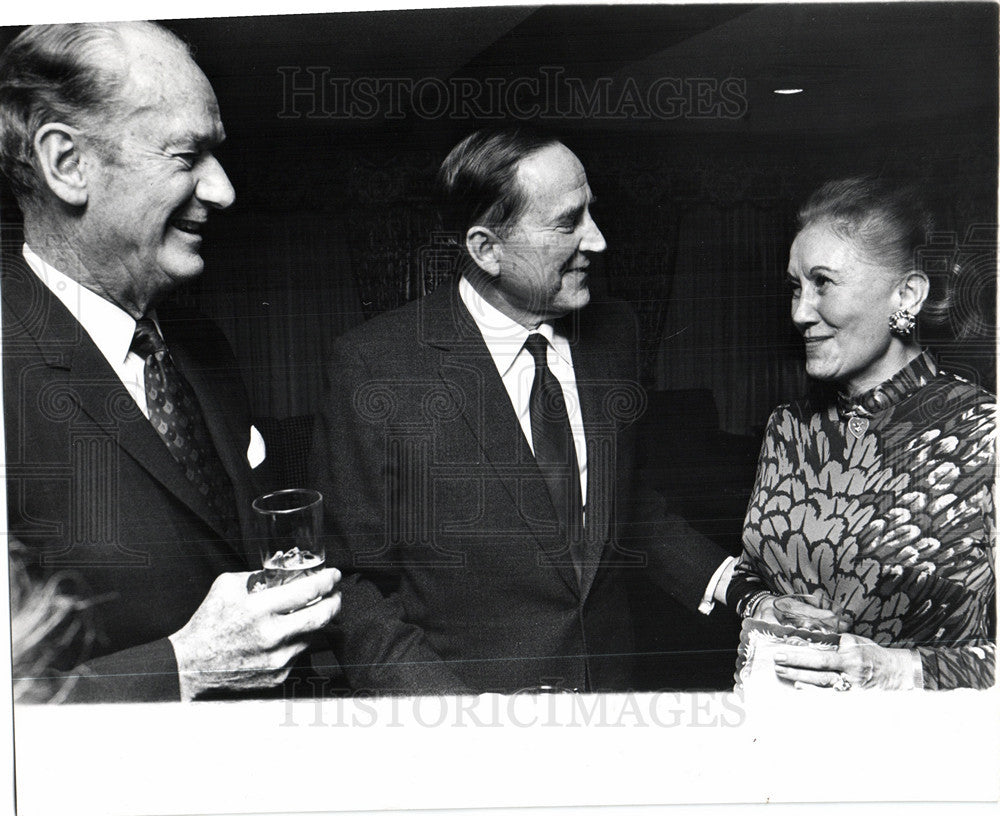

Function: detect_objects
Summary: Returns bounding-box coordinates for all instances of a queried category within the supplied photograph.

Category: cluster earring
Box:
[888,309,916,339]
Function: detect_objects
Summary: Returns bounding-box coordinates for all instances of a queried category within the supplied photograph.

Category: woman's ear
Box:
[898,270,930,315]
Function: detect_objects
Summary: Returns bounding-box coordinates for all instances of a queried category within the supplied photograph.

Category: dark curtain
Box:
[652,201,806,435]
[193,209,365,419]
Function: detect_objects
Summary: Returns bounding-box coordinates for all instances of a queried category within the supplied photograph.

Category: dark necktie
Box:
[525,333,584,580]
[131,318,240,541]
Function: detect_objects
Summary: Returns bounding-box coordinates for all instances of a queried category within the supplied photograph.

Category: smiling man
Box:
[1,22,340,702]
[311,128,733,693]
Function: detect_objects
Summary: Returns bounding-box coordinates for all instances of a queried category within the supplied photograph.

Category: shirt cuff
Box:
[698,555,737,615]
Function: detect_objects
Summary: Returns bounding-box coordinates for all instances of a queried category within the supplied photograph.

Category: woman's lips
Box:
[803,335,832,352]
[170,218,205,235]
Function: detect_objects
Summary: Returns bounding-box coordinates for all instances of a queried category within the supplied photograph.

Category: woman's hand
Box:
[747,594,779,624]
[772,633,921,691]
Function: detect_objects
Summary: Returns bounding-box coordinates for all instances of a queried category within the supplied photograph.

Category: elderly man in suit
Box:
[312,128,735,693]
[1,22,340,702]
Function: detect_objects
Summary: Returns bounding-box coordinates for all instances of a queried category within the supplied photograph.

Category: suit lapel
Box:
[423,284,580,594]
[3,257,235,544]
[561,308,624,599]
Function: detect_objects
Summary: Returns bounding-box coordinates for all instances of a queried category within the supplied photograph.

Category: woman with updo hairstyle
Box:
[728,176,995,691]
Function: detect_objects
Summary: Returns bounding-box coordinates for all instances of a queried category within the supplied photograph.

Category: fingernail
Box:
[794,681,805,690]
[774,652,787,662]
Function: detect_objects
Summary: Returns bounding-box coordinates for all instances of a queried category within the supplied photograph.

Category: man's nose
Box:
[579,211,606,254]
[196,154,236,210]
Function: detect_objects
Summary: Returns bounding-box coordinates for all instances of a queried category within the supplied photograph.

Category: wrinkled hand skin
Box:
[168,569,341,701]
[772,633,916,690]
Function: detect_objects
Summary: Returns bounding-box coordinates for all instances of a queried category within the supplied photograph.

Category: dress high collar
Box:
[836,350,938,420]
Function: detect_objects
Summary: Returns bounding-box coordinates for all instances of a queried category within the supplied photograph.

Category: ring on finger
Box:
[832,673,852,692]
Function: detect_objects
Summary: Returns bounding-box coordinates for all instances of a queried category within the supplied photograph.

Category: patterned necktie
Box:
[131,318,240,541]
[525,333,584,580]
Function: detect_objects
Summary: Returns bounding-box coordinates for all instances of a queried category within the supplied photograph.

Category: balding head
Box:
[0,21,233,318]
[0,21,194,208]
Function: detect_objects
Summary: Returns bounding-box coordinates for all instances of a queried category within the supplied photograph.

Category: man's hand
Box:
[168,568,341,701]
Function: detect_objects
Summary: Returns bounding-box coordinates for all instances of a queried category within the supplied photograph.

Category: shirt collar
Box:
[458,275,571,377]
[22,243,146,365]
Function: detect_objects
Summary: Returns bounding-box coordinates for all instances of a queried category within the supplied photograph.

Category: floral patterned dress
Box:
[730,352,996,690]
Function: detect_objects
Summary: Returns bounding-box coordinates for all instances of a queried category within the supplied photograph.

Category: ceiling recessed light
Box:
[774,88,804,95]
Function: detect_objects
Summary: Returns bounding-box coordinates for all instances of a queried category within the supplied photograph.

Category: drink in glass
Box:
[251,489,325,589]
[772,593,854,634]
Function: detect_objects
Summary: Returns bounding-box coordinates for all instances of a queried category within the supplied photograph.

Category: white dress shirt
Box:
[23,244,152,416]
[21,244,266,468]
[458,274,587,502]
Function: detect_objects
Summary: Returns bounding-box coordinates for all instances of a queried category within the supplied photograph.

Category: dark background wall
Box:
[1,4,995,428]
[2,4,996,688]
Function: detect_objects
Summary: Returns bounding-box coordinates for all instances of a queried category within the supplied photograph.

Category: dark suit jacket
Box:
[310,281,726,693]
[3,253,262,702]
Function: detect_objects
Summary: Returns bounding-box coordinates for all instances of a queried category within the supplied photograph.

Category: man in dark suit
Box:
[311,128,735,693]
[1,22,340,702]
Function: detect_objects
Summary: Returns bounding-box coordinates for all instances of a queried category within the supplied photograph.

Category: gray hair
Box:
[436,126,562,243]
[797,175,934,277]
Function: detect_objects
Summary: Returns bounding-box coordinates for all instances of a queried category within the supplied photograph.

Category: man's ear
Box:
[898,270,930,315]
[465,225,503,277]
[33,123,89,207]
